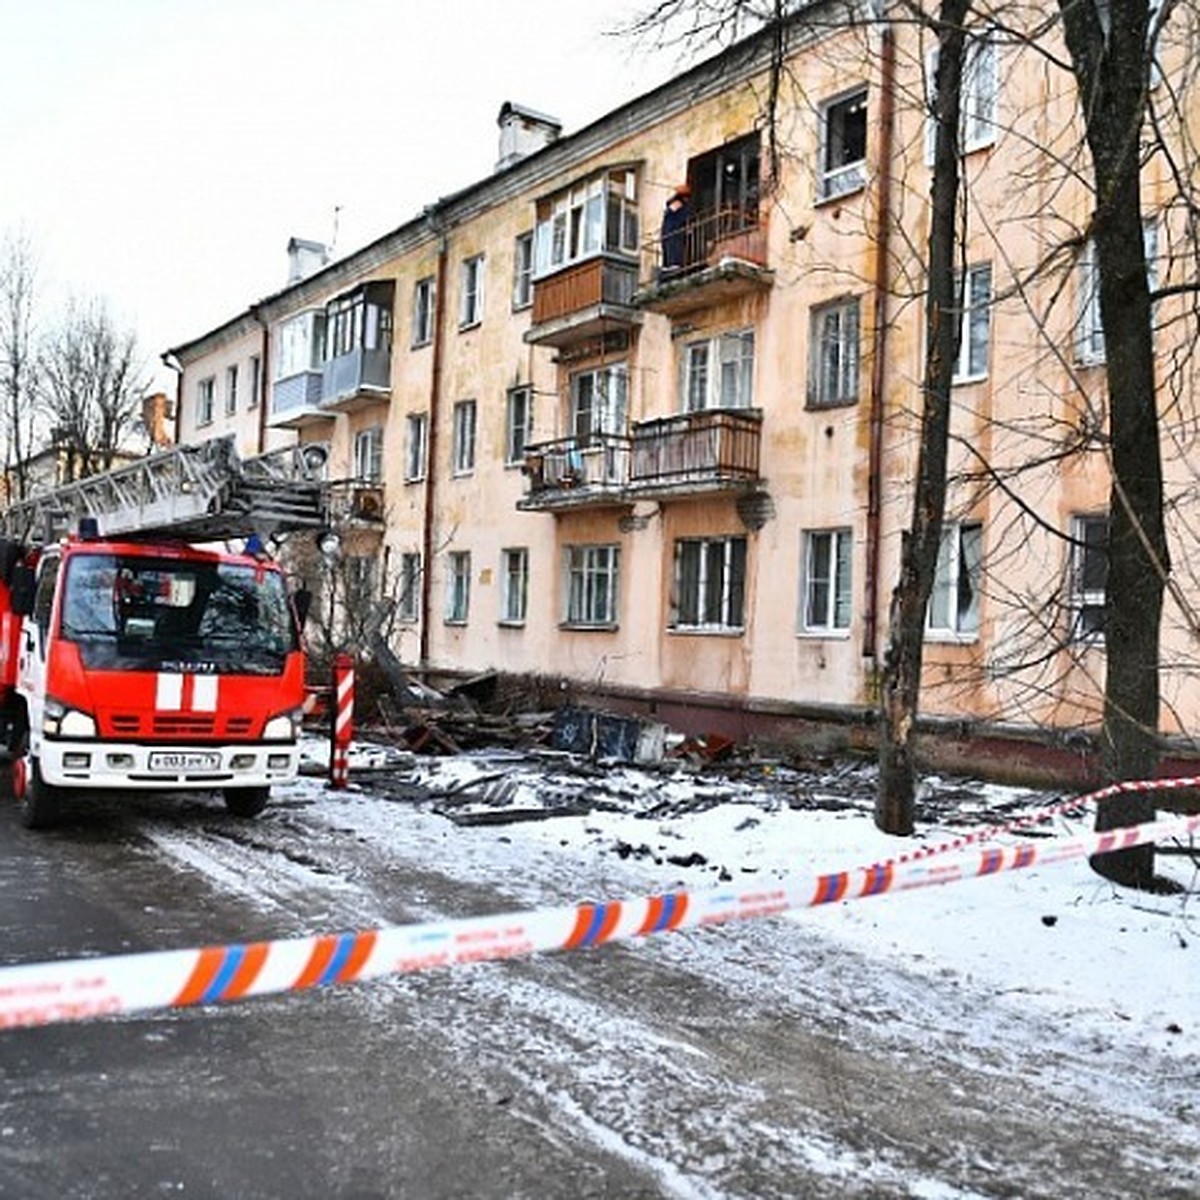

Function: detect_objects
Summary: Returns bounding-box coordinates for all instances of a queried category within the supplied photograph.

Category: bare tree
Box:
[37,296,149,481]
[0,231,40,501]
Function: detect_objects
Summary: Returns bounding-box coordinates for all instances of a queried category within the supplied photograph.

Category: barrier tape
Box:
[2,796,1196,1032]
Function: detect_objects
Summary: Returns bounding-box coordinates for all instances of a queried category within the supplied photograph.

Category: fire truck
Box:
[0,437,328,829]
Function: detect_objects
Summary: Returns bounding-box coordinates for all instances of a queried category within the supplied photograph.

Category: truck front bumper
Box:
[36,739,300,791]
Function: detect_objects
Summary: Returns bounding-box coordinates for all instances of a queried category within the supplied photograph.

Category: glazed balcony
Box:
[270,370,333,430]
[626,408,763,498]
[634,208,773,318]
[517,433,632,512]
[320,346,392,414]
[524,254,642,349]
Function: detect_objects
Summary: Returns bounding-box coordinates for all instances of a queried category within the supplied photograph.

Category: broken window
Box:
[1071,514,1107,640]
[819,88,867,200]
[927,522,982,637]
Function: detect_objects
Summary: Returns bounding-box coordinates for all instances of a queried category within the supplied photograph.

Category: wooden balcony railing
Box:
[629,409,762,489]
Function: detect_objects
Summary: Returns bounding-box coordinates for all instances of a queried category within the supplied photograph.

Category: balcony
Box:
[524,254,642,349]
[626,408,763,498]
[516,433,631,512]
[270,370,333,430]
[325,480,386,527]
[321,346,392,414]
[634,208,773,318]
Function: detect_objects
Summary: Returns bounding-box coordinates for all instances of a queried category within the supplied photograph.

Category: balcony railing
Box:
[270,369,332,429]
[525,254,641,348]
[325,479,386,525]
[321,347,392,412]
[518,433,631,510]
[628,408,762,494]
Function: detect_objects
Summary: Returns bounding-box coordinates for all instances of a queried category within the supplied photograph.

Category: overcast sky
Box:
[0,0,672,389]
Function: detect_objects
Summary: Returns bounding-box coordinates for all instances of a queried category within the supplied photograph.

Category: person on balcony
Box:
[660,184,691,278]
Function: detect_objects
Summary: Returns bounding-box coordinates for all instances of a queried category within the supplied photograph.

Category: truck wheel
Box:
[20,758,62,830]
[223,786,270,818]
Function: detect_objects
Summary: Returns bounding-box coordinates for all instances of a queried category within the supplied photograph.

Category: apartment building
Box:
[165,7,1199,769]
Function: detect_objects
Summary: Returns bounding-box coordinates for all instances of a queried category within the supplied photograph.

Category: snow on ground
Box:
[296,739,1200,1063]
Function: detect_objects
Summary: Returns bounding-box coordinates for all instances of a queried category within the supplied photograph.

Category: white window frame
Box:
[927,521,983,639]
[925,35,999,163]
[354,425,383,482]
[1070,514,1107,642]
[197,376,215,426]
[809,297,860,407]
[397,552,421,622]
[248,355,261,410]
[534,167,639,278]
[671,536,747,632]
[275,310,324,380]
[505,385,533,465]
[953,264,992,383]
[512,232,534,309]
[445,551,471,624]
[501,547,529,625]
[224,364,238,416]
[564,545,620,627]
[570,364,628,438]
[682,330,755,412]
[412,276,436,347]
[452,400,477,475]
[801,528,853,635]
[1076,221,1158,366]
[819,87,868,200]
[405,412,428,482]
[459,255,485,329]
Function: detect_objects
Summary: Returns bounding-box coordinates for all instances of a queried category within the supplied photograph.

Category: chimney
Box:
[496,102,561,172]
[286,237,330,285]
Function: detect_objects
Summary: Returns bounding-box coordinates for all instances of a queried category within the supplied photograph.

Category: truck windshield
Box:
[60,553,298,674]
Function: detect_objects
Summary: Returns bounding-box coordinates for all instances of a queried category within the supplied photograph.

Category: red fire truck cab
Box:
[0,530,308,829]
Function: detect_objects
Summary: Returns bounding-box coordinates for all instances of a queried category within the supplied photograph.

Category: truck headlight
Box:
[263,708,302,741]
[44,698,97,739]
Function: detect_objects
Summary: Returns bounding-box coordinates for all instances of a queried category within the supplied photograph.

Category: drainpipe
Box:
[420,206,449,669]
[160,351,184,445]
[863,17,897,664]
[253,306,270,456]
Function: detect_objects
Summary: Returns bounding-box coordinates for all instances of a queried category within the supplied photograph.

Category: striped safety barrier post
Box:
[330,652,354,790]
[1,799,1196,1032]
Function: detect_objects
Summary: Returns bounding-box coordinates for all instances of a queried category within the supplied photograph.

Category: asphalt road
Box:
[0,775,1198,1200]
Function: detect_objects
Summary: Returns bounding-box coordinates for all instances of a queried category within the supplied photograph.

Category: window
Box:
[672,537,747,631]
[926,36,999,162]
[354,426,383,482]
[1071,515,1107,640]
[953,264,992,382]
[1077,222,1158,366]
[197,377,215,426]
[928,522,982,637]
[412,276,436,347]
[224,365,238,416]
[398,552,421,622]
[690,133,761,228]
[275,311,325,379]
[819,87,867,199]
[802,529,853,633]
[405,412,428,482]
[512,232,534,309]
[248,355,261,409]
[452,400,477,474]
[445,552,471,623]
[682,331,755,411]
[533,167,639,277]
[570,364,627,439]
[324,283,394,361]
[564,545,620,626]
[346,556,380,609]
[506,385,533,464]
[809,298,860,407]
[501,548,528,624]
[459,255,485,328]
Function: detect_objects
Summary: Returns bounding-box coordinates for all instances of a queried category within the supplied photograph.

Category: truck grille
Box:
[108,714,255,738]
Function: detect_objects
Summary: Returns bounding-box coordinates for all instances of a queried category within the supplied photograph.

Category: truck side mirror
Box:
[9,565,35,617]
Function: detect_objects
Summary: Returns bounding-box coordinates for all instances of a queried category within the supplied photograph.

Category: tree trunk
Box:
[1059,0,1165,888]
[876,0,969,835]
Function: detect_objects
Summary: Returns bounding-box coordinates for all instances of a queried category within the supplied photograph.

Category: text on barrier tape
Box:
[1,797,1197,1032]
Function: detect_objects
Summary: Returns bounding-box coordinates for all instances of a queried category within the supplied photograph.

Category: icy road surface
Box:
[1,748,1198,1199]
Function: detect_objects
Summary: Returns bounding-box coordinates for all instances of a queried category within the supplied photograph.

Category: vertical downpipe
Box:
[254,307,270,456]
[420,212,448,668]
[864,19,897,666]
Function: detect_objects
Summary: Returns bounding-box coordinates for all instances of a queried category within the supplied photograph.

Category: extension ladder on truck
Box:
[0,436,330,544]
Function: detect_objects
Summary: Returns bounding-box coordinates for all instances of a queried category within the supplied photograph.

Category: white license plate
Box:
[148,750,222,773]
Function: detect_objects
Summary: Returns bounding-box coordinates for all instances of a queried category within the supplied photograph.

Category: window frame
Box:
[197,376,215,427]
[405,412,428,483]
[452,400,477,475]
[926,521,983,640]
[459,254,485,329]
[569,364,628,439]
[818,86,868,201]
[670,536,747,633]
[1077,221,1158,366]
[1070,514,1107,642]
[445,551,471,624]
[500,547,529,625]
[412,276,436,348]
[808,296,861,408]
[800,528,853,635]
[505,385,533,465]
[953,264,992,383]
[397,552,421,622]
[681,330,755,412]
[354,425,384,483]
[512,232,534,310]
[248,355,261,410]
[533,167,639,279]
[563,544,620,628]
